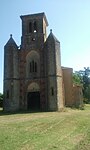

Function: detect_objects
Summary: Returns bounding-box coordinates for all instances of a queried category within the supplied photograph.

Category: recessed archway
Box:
[27,82,40,111]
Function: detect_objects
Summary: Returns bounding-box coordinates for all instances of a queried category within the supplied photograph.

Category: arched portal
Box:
[27,82,40,111]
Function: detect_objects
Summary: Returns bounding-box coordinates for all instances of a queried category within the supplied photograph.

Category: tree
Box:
[82,67,90,103]
[73,67,90,104]
[73,73,82,85]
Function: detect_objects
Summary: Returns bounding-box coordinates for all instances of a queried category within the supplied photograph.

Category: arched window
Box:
[34,21,37,32]
[26,51,40,78]
[30,61,37,73]
[29,22,32,33]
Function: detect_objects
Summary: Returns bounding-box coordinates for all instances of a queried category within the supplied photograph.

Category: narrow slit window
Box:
[30,62,32,72]
[32,60,34,72]
[35,62,37,72]
[51,87,54,96]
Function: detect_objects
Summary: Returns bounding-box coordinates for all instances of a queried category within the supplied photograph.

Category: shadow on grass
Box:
[0,104,86,116]
[0,107,49,116]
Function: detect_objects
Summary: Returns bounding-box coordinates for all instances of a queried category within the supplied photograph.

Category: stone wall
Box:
[73,85,83,107]
[62,67,73,106]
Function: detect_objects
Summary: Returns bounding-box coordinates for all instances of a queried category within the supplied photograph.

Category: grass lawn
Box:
[0,105,90,150]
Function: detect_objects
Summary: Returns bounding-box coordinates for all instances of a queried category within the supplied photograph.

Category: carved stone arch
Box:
[26,50,40,60]
[27,82,40,92]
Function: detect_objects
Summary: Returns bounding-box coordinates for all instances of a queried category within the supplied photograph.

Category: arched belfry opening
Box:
[27,82,40,111]
[29,22,32,33]
[28,21,37,33]
[34,21,37,32]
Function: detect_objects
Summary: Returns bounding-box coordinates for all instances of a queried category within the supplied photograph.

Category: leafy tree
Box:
[73,73,82,85]
[73,67,90,104]
[82,67,90,103]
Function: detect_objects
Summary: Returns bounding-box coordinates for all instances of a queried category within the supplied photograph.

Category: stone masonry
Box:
[3,12,82,111]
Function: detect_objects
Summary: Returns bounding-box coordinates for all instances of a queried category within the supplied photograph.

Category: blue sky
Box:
[0,0,90,93]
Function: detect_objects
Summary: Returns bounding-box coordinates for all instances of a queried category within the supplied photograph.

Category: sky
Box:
[0,0,90,93]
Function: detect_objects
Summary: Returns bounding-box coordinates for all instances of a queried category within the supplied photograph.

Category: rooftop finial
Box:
[50,29,52,33]
[10,34,12,38]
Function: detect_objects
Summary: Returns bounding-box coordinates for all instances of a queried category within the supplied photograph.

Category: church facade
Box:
[3,12,83,111]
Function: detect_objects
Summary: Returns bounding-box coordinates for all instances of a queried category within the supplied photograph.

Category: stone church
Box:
[3,12,83,111]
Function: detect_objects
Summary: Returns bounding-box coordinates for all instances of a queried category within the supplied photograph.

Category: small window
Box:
[30,62,32,72]
[51,87,54,96]
[35,62,37,72]
[6,90,9,99]
[29,22,32,33]
[32,60,34,72]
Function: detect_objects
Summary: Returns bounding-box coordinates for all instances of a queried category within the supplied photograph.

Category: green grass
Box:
[0,105,90,150]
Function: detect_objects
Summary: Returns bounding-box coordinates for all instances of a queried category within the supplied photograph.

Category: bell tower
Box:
[20,12,48,50]
[19,13,49,110]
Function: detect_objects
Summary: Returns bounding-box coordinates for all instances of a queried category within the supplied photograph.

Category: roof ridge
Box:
[46,29,60,43]
[5,34,17,47]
